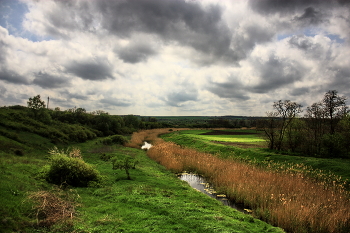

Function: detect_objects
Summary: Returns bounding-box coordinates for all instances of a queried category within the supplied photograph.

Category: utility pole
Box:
[47,96,49,109]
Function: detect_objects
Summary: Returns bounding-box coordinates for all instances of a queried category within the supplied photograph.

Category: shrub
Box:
[110,135,128,145]
[46,148,100,187]
[100,153,113,161]
[112,156,138,180]
[14,149,24,156]
[102,135,127,145]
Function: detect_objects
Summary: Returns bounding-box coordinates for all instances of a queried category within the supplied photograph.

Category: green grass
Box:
[0,137,283,232]
[191,134,264,143]
[161,130,350,184]
[74,142,283,233]
[176,129,265,143]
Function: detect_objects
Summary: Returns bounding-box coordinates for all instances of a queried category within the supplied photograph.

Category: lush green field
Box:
[162,129,350,184]
[179,130,265,143]
[0,135,283,232]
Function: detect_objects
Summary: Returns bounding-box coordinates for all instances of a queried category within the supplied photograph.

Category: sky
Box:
[0,0,349,116]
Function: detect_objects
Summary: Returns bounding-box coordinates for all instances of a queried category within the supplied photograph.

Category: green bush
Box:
[46,154,100,187]
[102,135,127,145]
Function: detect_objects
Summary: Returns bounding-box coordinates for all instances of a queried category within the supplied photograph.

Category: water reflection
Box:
[179,173,247,213]
[141,141,152,150]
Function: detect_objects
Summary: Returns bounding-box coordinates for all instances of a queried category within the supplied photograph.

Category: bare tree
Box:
[260,111,279,150]
[273,100,303,150]
[322,90,347,134]
[305,102,326,154]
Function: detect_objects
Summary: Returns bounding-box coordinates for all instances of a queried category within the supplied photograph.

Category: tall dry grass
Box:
[127,129,350,233]
[125,128,186,149]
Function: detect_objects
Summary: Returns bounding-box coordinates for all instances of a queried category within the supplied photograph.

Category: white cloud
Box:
[0,0,349,115]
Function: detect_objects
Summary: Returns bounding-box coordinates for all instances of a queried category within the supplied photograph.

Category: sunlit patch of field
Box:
[191,134,265,143]
[178,129,265,143]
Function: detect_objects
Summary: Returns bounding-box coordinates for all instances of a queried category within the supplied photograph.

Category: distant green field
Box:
[177,130,265,143]
[193,135,265,143]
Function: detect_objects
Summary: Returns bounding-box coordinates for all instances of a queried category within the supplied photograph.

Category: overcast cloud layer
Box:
[0,0,349,116]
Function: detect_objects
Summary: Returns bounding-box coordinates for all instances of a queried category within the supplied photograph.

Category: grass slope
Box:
[0,135,283,232]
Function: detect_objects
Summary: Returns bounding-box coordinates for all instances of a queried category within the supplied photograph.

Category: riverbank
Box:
[128,129,350,233]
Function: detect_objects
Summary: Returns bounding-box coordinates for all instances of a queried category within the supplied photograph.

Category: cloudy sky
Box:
[0,0,349,116]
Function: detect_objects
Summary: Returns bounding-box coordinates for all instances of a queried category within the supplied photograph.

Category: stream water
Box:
[141,141,152,150]
[178,173,247,213]
[141,142,249,214]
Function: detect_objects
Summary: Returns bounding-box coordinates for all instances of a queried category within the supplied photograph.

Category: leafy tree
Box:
[27,95,47,118]
[27,95,46,110]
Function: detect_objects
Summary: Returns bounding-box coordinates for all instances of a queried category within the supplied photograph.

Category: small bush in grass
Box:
[100,153,113,161]
[102,135,127,145]
[112,156,138,180]
[46,147,100,187]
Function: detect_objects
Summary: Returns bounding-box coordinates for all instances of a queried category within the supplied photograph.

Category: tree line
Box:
[26,95,163,137]
[258,90,350,158]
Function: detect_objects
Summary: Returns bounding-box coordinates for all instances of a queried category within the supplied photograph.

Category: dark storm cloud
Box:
[329,67,350,93]
[96,0,235,63]
[0,85,6,97]
[62,90,88,101]
[288,35,326,59]
[40,0,238,64]
[0,68,29,84]
[33,71,70,89]
[230,24,276,62]
[249,0,348,29]
[42,0,95,39]
[65,58,113,81]
[117,42,157,64]
[252,56,305,93]
[289,35,316,51]
[295,7,325,25]
[249,0,342,15]
[207,79,250,100]
[290,87,310,96]
[165,90,198,107]
[0,40,8,63]
[100,98,133,107]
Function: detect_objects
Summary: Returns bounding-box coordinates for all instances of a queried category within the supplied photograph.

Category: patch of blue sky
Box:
[0,0,53,42]
[277,27,344,44]
[327,34,345,43]
[277,33,295,41]
[0,0,28,35]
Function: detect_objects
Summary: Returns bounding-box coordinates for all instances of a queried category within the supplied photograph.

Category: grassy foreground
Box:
[0,137,283,232]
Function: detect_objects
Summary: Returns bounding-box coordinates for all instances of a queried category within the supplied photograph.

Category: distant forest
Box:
[1,90,349,158]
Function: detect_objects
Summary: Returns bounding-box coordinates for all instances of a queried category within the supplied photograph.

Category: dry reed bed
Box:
[127,129,350,233]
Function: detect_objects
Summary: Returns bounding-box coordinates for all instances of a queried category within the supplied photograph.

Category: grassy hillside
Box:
[0,109,283,232]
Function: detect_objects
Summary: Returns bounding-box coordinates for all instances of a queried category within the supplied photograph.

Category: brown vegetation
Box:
[27,188,79,227]
[127,129,350,233]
